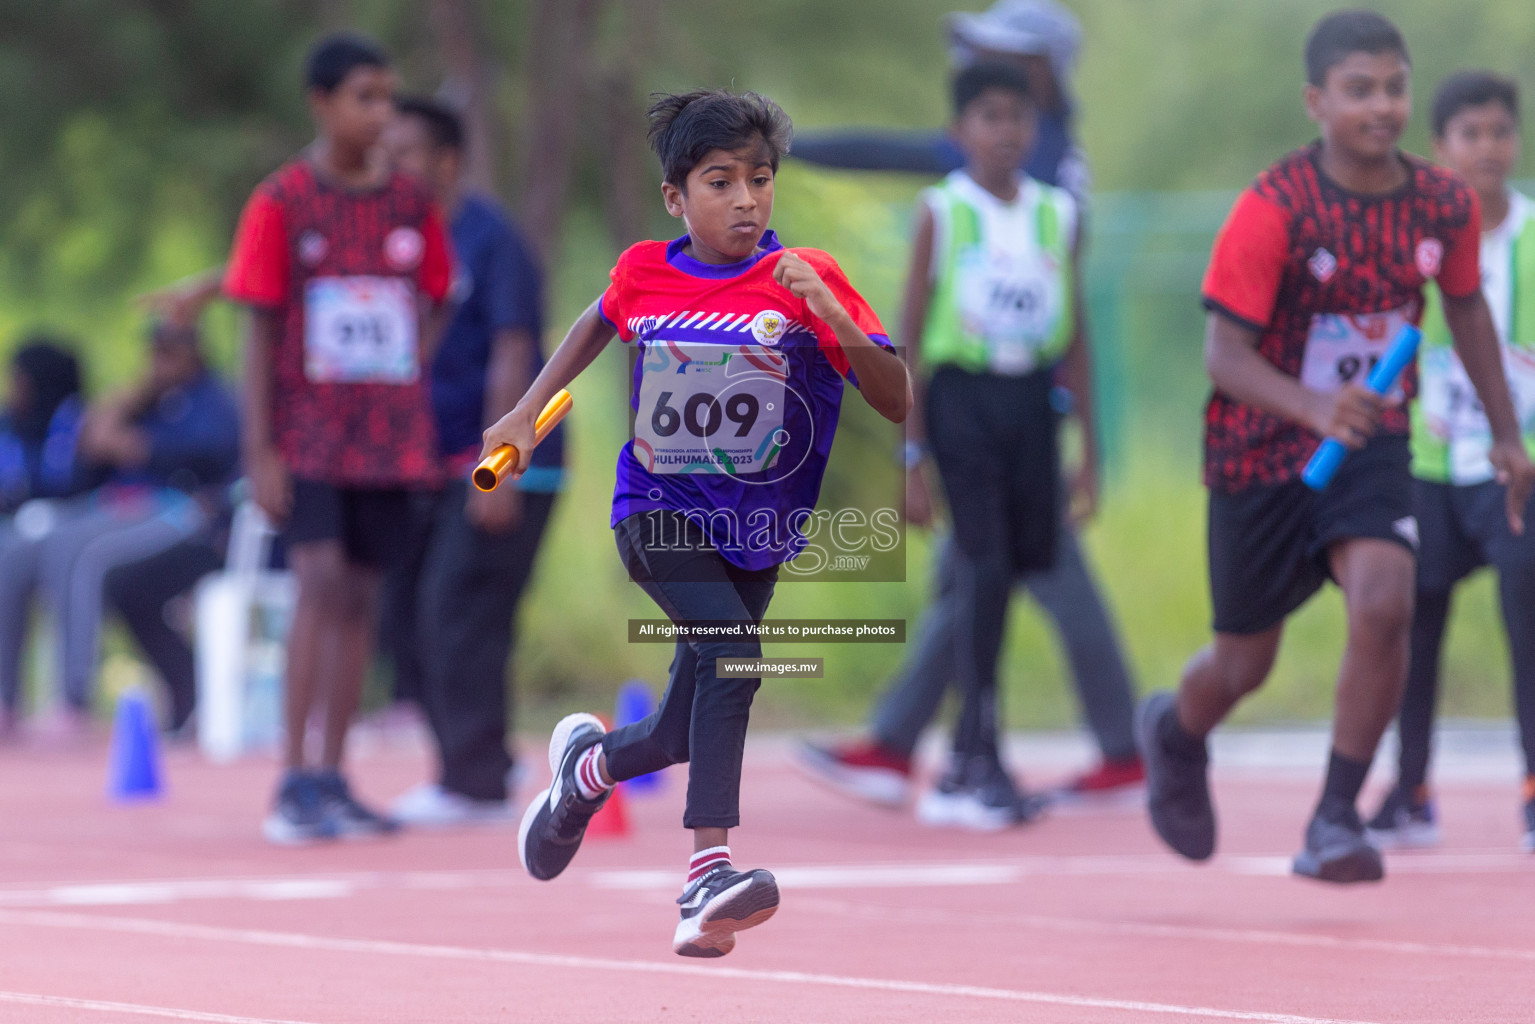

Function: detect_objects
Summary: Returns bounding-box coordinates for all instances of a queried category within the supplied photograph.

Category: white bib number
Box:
[304,276,419,384]
[1299,308,1411,397]
[955,246,1064,376]
[635,341,786,475]
[1419,346,1535,483]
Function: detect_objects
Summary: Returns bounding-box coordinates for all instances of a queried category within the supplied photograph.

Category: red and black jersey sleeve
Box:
[1201,188,1292,332]
[223,188,289,308]
[417,204,454,304]
[1436,185,1481,299]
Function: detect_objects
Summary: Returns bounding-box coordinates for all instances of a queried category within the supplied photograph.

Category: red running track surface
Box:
[0,730,1530,1023]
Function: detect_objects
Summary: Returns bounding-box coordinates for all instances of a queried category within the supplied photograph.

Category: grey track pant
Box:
[29,497,205,709]
[871,529,1138,763]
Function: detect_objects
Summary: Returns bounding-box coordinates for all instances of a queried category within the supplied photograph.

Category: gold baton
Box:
[473,389,572,492]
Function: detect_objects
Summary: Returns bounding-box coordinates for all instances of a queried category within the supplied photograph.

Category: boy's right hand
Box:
[247,447,292,523]
[1307,384,1388,449]
[480,406,538,480]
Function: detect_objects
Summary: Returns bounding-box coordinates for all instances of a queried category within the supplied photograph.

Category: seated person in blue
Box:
[0,338,90,733]
[36,321,240,726]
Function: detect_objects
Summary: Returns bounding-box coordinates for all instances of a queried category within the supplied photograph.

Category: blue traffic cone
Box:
[615,679,663,794]
[107,687,163,801]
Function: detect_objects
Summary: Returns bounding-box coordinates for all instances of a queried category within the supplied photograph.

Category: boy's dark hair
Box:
[394,94,466,152]
[304,32,390,94]
[645,90,793,188]
[952,60,1033,117]
[1432,70,1520,137]
[1304,10,1409,88]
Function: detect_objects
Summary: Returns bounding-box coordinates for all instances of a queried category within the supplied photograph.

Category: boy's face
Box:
[382,114,459,199]
[954,87,1036,180]
[662,142,775,263]
[309,65,396,154]
[1435,101,1520,200]
[1305,51,1410,163]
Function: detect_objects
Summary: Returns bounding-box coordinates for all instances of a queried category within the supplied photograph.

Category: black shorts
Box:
[925,365,1060,576]
[1208,435,1415,635]
[1415,477,1535,592]
[284,478,414,570]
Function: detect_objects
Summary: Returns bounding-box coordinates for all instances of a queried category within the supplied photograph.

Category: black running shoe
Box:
[1137,691,1216,861]
[1365,783,1440,849]
[1293,802,1384,884]
[262,771,339,846]
[519,713,609,881]
[673,865,780,958]
[315,769,401,838]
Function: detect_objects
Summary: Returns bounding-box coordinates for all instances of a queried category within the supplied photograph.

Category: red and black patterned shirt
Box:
[1200,143,1481,492]
[224,160,453,487]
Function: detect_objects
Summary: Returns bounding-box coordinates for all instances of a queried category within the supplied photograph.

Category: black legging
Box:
[601,510,777,829]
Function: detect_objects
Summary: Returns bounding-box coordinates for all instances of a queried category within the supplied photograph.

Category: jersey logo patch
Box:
[1393,515,1420,549]
[1415,238,1443,279]
[298,230,328,267]
[1308,248,1337,283]
[750,309,787,346]
[385,227,424,271]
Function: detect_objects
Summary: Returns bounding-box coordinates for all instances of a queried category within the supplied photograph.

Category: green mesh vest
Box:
[1412,192,1535,484]
[920,172,1075,375]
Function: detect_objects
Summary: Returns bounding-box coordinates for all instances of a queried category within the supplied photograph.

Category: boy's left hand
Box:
[1490,438,1535,535]
[774,251,846,324]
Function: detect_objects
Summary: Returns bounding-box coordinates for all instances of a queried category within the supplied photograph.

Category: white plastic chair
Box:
[194,501,295,762]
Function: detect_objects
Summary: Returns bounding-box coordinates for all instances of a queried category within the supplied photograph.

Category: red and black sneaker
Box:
[792,738,912,807]
[1053,756,1146,806]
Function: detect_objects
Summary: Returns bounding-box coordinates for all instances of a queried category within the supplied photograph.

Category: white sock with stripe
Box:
[686,846,731,890]
[573,745,610,801]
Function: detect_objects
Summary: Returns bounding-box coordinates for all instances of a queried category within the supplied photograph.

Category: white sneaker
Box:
[391,783,516,828]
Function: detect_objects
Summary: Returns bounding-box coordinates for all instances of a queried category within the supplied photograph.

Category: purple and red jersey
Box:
[600,231,891,570]
[224,160,453,487]
[1200,143,1481,492]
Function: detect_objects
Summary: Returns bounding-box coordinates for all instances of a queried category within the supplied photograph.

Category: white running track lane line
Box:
[587,850,1535,890]
[0,849,1529,909]
[0,991,319,1023]
[788,895,1535,966]
[0,870,527,908]
[0,908,1384,1024]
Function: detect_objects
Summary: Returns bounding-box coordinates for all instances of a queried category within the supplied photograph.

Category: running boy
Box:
[902,60,1090,827]
[485,89,909,956]
[1367,71,1535,853]
[224,33,453,843]
[1138,10,1534,884]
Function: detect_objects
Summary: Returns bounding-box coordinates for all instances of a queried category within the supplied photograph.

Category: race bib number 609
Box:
[634,340,786,475]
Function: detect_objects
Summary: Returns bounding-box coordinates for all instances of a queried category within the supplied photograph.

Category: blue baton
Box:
[1301,323,1422,491]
